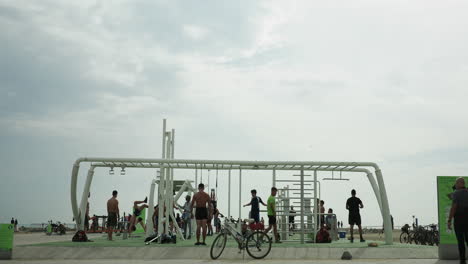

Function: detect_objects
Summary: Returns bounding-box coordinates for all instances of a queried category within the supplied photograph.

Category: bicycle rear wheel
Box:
[400,232,409,243]
[246,231,272,259]
[210,233,227,260]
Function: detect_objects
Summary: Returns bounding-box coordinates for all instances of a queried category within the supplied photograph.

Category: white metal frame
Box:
[71,158,393,244]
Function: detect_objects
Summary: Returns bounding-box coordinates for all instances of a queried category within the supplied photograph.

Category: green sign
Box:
[0,224,14,250]
[437,176,468,245]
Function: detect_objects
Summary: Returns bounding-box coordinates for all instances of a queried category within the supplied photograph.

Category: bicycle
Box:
[400,224,410,243]
[409,224,438,246]
[210,216,272,260]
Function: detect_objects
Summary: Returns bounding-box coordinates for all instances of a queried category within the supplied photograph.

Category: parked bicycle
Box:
[399,224,411,243]
[400,224,438,246]
[45,221,66,235]
[210,216,272,260]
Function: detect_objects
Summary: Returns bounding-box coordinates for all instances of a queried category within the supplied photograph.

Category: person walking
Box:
[346,189,365,243]
[448,177,468,264]
[182,195,192,239]
[243,189,267,223]
[264,187,281,243]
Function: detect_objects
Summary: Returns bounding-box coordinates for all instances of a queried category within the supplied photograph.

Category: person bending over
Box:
[128,197,148,234]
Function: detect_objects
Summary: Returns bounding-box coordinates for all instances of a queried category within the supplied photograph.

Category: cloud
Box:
[1,0,468,226]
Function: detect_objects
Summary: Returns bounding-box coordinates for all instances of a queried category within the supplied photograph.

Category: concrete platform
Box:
[12,245,438,260]
[11,233,438,260]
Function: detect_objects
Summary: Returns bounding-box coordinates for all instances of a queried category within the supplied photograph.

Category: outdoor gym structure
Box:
[70,119,393,245]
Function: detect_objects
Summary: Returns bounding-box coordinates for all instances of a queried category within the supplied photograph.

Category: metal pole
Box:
[313,170,317,242]
[157,119,166,240]
[366,172,383,211]
[164,132,171,236]
[375,169,393,245]
[228,170,231,217]
[78,166,95,231]
[272,169,276,187]
[239,169,242,219]
[146,180,156,237]
[300,168,305,244]
[195,166,198,186]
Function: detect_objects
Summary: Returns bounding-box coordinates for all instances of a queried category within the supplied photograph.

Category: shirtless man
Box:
[191,183,212,245]
[107,190,119,241]
[128,197,148,234]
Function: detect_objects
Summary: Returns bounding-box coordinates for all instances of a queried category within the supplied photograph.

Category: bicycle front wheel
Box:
[210,233,227,260]
[246,231,272,259]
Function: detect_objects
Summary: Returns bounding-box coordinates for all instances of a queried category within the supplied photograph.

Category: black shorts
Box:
[348,213,361,226]
[195,208,208,220]
[108,212,118,227]
[133,208,142,216]
[251,212,260,223]
[268,215,277,225]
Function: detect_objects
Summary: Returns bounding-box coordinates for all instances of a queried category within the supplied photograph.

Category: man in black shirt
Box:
[289,206,296,232]
[346,189,365,243]
[244,189,267,223]
[448,177,468,264]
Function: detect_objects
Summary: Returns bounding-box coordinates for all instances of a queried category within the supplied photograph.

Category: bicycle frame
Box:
[220,219,249,247]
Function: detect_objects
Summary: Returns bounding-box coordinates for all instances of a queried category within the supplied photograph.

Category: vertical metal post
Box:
[146,180,156,237]
[228,170,231,217]
[78,166,95,231]
[195,166,198,186]
[375,169,393,245]
[313,170,318,242]
[164,133,171,236]
[300,168,305,244]
[272,169,276,187]
[239,169,242,219]
[157,119,166,239]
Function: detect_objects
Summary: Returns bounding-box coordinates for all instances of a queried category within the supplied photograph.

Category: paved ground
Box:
[7,232,443,262]
[13,232,431,248]
[13,232,102,246]
[0,259,460,264]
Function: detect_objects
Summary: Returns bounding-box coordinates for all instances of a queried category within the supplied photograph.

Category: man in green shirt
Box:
[264,187,281,243]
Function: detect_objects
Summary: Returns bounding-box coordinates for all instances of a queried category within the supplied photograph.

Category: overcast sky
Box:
[1,0,468,228]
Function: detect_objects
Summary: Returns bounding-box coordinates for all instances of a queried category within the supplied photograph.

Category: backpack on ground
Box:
[316,227,331,243]
[72,230,89,242]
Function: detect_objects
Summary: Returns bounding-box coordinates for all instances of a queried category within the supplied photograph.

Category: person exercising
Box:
[128,197,148,234]
[191,183,212,246]
[244,189,267,223]
[107,190,119,241]
[346,189,365,243]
